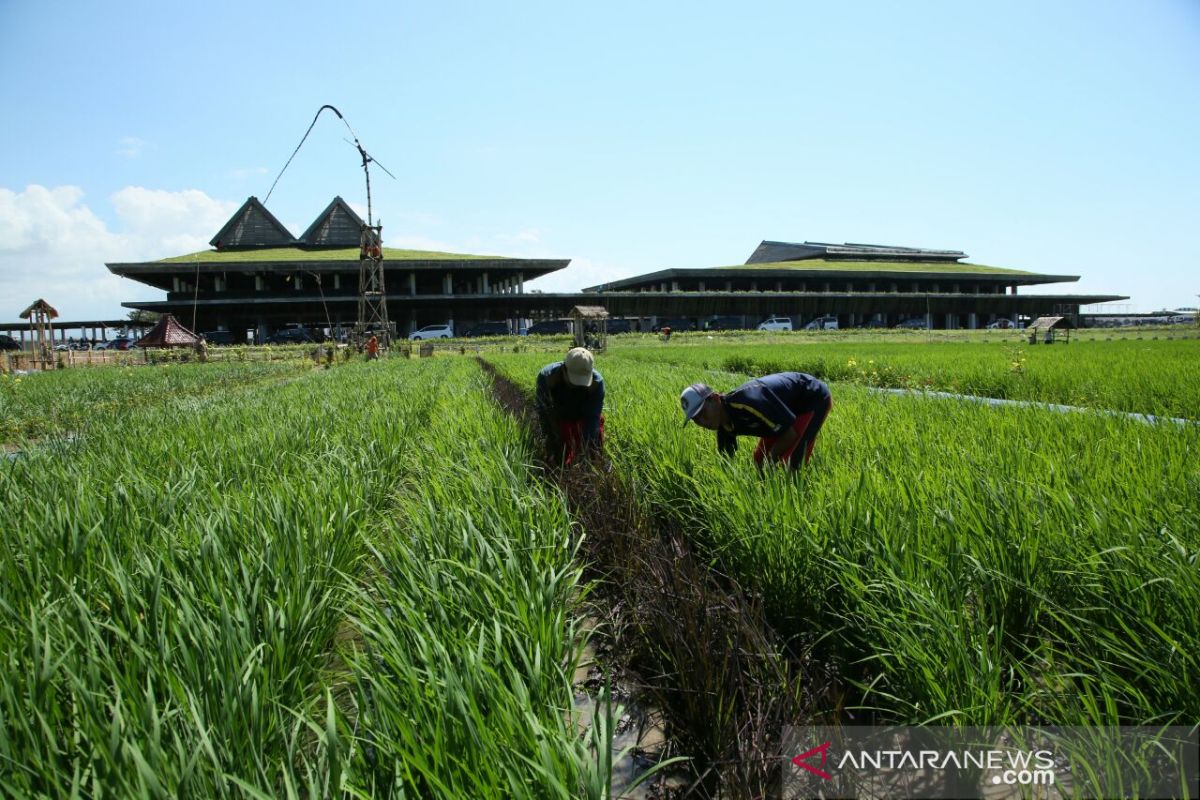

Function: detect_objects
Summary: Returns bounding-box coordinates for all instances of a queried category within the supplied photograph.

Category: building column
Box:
[725,280,732,291]
[945,313,954,329]
[443,273,453,295]
[671,280,680,291]
[968,313,977,330]
[482,272,490,294]
[408,272,416,295]
[517,272,524,293]
[698,281,706,291]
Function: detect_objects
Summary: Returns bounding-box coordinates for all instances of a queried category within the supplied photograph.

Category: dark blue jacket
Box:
[717,372,830,455]
[535,362,605,443]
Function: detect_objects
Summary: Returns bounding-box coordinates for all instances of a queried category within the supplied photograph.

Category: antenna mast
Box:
[266,104,397,346]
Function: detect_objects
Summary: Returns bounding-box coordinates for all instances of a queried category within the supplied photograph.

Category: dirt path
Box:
[479,358,827,798]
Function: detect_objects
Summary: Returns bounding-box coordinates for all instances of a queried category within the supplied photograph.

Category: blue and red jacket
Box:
[535,361,605,444]
[716,372,830,455]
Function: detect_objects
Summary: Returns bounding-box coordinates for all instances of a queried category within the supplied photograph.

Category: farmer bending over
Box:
[536,347,605,465]
[680,372,831,469]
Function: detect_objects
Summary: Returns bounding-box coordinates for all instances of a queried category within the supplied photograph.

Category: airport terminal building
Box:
[580,241,1127,330]
[109,198,1126,337]
[107,197,572,341]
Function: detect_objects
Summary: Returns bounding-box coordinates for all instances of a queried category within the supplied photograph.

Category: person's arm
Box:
[717,428,737,458]
[535,367,560,440]
[582,376,604,445]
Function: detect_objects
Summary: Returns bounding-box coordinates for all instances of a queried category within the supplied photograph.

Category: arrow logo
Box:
[792,741,833,780]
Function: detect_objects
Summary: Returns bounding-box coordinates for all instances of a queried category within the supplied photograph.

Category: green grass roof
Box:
[728,259,1033,275]
[159,247,505,264]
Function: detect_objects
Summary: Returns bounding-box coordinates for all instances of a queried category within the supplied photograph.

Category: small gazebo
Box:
[569,305,609,351]
[1027,315,1072,344]
[19,299,59,369]
[136,314,201,348]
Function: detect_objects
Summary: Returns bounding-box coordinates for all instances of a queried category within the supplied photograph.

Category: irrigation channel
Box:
[478,359,831,798]
[871,387,1199,426]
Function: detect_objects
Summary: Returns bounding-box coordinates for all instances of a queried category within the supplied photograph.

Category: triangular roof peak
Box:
[746,240,967,264]
[298,196,366,247]
[20,298,59,319]
[210,197,296,249]
[135,314,201,348]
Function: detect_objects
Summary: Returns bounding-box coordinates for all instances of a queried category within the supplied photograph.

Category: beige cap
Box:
[563,347,594,387]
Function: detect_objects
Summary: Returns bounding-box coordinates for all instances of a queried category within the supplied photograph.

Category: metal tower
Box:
[356,223,390,344]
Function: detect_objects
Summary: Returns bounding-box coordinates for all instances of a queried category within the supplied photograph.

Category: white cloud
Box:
[116,137,149,159]
[525,256,644,293]
[0,185,237,321]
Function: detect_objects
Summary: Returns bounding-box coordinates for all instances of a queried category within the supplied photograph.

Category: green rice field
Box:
[1,335,1197,796]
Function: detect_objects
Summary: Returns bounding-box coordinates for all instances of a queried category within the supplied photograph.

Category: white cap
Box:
[564,347,594,387]
[680,382,713,425]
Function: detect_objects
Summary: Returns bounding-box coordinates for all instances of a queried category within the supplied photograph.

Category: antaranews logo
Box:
[781,725,1198,800]
[790,741,832,780]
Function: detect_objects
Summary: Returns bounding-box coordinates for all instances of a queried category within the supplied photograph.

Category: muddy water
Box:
[570,627,689,798]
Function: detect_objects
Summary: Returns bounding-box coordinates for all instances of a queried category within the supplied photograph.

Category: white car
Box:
[758,317,793,332]
[986,319,1015,329]
[410,324,454,340]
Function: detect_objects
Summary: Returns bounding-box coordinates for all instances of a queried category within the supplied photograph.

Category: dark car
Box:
[110,337,135,351]
[653,317,695,333]
[201,330,236,345]
[894,318,929,330]
[704,316,747,331]
[606,319,633,334]
[525,320,570,336]
[463,321,510,337]
[0,334,20,352]
[267,328,317,344]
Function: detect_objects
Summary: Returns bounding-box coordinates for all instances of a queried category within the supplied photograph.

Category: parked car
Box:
[201,330,236,345]
[110,337,135,351]
[463,321,510,337]
[893,318,928,330]
[267,328,316,345]
[985,319,1015,329]
[704,316,748,331]
[0,334,20,351]
[758,316,793,332]
[653,317,696,333]
[856,319,887,329]
[410,323,455,340]
[803,315,839,330]
[524,320,570,336]
[605,318,633,334]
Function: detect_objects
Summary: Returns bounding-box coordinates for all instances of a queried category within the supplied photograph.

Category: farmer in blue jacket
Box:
[680,372,832,469]
[536,347,605,465]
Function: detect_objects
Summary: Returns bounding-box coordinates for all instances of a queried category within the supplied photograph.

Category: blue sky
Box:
[2,0,1197,320]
